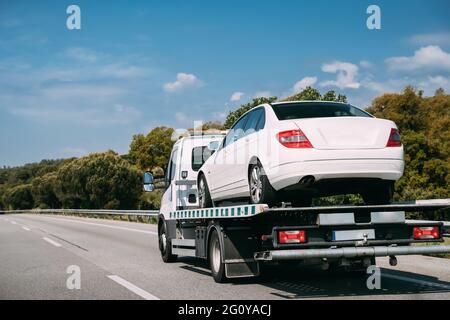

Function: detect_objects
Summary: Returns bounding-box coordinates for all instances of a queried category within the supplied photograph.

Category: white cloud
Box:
[408,33,450,46]
[385,46,450,72]
[425,75,449,88]
[65,47,98,63]
[359,60,372,68]
[320,61,360,89]
[163,73,203,93]
[230,91,244,102]
[253,91,272,98]
[292,76,317,92]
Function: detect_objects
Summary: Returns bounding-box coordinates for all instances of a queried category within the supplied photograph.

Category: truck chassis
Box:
[158,200,450,282]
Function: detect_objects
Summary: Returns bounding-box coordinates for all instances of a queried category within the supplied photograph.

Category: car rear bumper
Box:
[266,159,404,190]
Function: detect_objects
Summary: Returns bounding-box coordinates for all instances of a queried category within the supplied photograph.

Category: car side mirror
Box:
[143,172,155,192]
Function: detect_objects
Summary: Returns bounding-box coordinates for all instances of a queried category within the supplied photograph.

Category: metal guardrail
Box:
[0,209,159,217]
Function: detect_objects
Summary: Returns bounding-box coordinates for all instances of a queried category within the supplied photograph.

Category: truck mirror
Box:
[143,172,155,192]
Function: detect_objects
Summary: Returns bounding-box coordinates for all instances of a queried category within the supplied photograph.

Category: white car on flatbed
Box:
[197,101,404,208]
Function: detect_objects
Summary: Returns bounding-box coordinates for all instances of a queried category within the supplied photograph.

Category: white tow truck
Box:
[143,134,450,283]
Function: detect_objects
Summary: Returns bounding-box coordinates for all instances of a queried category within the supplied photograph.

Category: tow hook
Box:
[356,233,369,247]
[389,255,398,266]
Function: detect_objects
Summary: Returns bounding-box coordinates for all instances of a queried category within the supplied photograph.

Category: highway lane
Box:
[1,214,450,300]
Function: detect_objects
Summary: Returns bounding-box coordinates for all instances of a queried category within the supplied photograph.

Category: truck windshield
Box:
[271,102,372,120]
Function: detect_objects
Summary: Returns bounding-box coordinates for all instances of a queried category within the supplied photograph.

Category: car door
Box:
[210,113,249,198]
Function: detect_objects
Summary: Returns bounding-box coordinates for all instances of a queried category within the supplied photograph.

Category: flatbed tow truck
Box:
[144,134,450,283]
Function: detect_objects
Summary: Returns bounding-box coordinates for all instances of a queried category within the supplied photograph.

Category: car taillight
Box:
[278,230,307,244]
[277,130,313,148]
[413,226,440,240]
[386,128,401,147]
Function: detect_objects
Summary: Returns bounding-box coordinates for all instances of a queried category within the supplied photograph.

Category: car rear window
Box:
[271,102,372,120]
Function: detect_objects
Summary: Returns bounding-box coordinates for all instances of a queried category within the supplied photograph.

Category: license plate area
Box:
[332,229,375,241]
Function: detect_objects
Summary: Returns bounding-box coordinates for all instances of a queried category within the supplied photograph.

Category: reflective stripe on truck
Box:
[168,204,268,220]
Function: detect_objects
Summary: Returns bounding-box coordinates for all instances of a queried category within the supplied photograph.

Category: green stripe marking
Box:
[252,206,256,215]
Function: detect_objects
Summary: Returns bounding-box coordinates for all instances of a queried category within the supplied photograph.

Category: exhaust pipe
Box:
[299,175,315,186]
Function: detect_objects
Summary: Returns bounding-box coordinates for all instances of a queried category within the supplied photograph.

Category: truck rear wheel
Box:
[159,220,177,263]
[209,230,226,283]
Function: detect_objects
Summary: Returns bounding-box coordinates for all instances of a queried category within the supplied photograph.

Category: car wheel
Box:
[249,161,276,206]
[362,182,394,205]
[198,174,213,208]
[209,230,226,283]
[159,220,177,263]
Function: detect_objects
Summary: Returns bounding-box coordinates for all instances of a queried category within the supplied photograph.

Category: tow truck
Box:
[143,133,450,283]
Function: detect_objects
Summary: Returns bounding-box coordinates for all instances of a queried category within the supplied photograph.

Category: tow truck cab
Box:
[151,134,225,214]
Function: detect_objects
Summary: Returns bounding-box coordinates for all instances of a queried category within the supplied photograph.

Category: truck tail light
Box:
[413,226,440,240]
[386,128,402,147]
[277,130,313,148]
[278,230,307,244]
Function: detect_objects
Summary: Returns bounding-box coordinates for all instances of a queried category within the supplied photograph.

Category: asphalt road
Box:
[1,213,450,300]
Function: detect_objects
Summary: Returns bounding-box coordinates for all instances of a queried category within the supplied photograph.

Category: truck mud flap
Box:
[222,227,260,278]
[225,260,259,279]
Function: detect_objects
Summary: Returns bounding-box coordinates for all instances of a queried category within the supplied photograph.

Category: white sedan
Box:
[197,101,404,207]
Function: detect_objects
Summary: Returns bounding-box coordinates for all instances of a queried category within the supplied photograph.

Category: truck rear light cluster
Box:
[413,226,440,240]
[278,230,307,244]
[277,130,313,148]
[386,128,402,147]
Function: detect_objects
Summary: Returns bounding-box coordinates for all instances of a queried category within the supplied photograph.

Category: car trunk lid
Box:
[291,117,392,150]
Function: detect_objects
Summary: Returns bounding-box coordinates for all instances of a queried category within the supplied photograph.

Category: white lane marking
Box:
[42,237,62,247]
[25,215,157,235]
[22,226,31,231]
[107,275,160,300]
[383,273,450,290]
[11,221,17,225]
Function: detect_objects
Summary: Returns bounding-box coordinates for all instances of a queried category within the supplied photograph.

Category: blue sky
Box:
[1,0,449,166]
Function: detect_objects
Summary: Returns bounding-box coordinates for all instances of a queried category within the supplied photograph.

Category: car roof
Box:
[271,100,349,106]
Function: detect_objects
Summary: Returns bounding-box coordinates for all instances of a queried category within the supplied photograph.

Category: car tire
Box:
[248,161,277,206]
[362,182,394,205]
[198,174,213,208]
[159,220,177,263]
[209,229,226,283]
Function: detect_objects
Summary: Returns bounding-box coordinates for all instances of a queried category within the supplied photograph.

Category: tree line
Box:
[0,86,448,219]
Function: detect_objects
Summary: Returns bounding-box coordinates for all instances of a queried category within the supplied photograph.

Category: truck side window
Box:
[192,146,213,171]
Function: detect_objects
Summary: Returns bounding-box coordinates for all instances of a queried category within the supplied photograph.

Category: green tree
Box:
[2,184,34,210]
[366,86,450,212]
[55,151,142,209]
[129,126,175,171]
[31,173,60,209]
